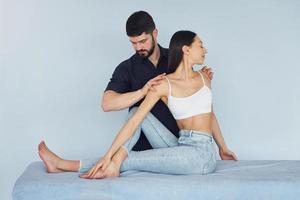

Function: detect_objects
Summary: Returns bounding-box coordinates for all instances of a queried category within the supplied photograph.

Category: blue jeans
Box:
[79,108,216,175]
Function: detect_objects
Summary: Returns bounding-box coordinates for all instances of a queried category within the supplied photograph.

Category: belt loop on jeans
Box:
[189,130,192,137]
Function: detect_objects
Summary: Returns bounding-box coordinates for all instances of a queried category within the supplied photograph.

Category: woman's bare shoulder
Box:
[151,77,170,97]
[166,72,177,78]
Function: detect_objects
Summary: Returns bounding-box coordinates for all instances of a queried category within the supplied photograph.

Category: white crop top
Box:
[165,71,212,120]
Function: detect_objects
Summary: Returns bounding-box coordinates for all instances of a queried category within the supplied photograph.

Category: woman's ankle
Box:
[112,148,128,169]
[57,159,80,172]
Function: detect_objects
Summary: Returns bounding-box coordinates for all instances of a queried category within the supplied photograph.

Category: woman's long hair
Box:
[168,30,196,73]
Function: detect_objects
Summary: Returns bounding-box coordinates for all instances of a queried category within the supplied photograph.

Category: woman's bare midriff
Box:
[176,113,212,134]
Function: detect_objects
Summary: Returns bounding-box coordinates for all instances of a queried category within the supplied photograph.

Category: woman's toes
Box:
[41,141,46,148]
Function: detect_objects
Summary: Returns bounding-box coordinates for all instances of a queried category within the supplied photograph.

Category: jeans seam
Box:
[202,152,214,174]
[125,133,134,151]
[128,153,198,162]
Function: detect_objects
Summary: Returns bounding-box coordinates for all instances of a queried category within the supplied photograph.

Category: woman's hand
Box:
[81,155,112,179]
[219,148,238,160]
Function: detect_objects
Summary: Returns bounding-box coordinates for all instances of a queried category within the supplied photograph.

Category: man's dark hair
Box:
[126,11,156,37]
[168,30,196,73]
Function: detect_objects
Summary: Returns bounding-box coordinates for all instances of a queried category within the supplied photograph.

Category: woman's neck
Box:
[173,59,195,80]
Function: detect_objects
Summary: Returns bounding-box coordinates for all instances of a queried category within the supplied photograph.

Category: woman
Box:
[38,30,237,179]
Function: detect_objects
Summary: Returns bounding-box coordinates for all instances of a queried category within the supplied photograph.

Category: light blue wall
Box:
[1,0,299,199]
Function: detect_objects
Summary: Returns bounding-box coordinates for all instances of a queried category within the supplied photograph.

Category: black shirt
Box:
[105,45,179,151]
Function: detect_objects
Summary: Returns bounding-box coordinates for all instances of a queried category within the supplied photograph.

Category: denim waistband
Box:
[179,130,213,142]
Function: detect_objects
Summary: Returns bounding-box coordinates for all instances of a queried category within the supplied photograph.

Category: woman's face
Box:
[188,36,207,65]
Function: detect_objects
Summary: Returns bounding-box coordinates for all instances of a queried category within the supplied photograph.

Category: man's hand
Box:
[141,73,166,96]
[200,66,214,80]
[219,148,238,160]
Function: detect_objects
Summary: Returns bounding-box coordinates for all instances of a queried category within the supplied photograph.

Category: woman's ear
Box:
[182,45,190,55]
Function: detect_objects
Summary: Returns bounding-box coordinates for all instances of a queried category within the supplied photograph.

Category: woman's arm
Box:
[203,73,237,160]
[105,89,163,158]
[211,111,238,160]
[211,111,227,151]
[85,80,169,178]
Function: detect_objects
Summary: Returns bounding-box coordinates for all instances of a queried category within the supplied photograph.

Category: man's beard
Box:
[136,35,155,58]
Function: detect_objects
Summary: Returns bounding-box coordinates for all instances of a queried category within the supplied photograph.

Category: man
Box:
[102,11,213,151]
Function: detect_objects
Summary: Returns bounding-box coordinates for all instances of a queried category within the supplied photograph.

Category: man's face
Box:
[129,32,155,58]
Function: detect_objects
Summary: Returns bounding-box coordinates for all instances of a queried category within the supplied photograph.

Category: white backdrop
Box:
[1,0,300,199]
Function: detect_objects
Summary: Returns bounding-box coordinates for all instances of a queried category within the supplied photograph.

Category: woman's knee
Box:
[127,107,139,119]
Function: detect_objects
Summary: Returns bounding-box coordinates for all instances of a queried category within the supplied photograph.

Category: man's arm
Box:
[102,73,165,112]
[102,90,146,112]
[200,66,214,80]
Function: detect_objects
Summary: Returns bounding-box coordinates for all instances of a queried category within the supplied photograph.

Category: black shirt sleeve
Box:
[105,62,131,93]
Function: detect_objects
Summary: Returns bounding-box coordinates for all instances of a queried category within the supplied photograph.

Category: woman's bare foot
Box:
[103,160,120,178]
[38,141,63,173]
[80,160,120,179]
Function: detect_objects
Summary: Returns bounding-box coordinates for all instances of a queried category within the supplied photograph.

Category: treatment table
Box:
[13,160,300,200]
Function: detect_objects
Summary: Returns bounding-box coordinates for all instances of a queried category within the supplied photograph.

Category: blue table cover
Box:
[13,160,300,200]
